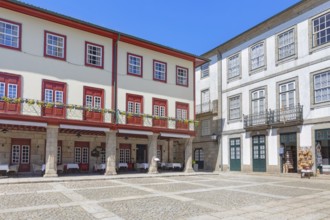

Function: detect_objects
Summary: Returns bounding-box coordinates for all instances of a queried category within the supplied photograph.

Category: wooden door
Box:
[252,135,266,172]
[74,141,89,171]
[84,86,104,122]
[230,138,241,171]
[11,138,31,172]
[126,94,143,125]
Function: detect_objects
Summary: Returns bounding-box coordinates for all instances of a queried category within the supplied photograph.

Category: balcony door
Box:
[201,89,210,113]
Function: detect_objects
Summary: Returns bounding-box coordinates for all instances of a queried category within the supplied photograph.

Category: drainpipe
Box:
[217,50,223,171]
[113,33,120,124]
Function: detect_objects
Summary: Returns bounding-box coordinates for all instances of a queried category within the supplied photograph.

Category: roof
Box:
[0,0,209,67]
[201,0,329,58]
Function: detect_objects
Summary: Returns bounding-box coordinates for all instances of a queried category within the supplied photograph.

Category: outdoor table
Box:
[136,163,149,169]
[41,164,46,172]
[0,164,9,172]
[118,163,128,168]
[94,163,106,171]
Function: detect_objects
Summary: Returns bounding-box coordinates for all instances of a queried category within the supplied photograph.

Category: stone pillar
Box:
[184,137,195,173]
[44,125,59,177]
[148,133,159,174]
[214,140,221,172]
[168,139,174,163]
[105,130,117,175]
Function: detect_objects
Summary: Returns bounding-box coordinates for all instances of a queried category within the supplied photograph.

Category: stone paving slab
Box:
[100,196,214,220]
[62,180,120,189]
[0,183,53,194]
[145,182,207,192]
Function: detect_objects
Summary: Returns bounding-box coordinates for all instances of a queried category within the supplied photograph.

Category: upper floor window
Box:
[201,63,209,78]
[250,42,265,71]
[0,72,21,113]
[312,11,330,48]
[277,28,295,60]
[201,119,211,136]
[228,53,240,79]
[85,42,104,68]
[127,53,143,77]
[44,31,66,60]
[126,94,143,125]
[314,70,330,104]
[229,95,241,120]
[176,102,189,129]
[84,86,104,122]
[251,90,265,114]
[279,81,295,109]
[176,66,188,87]
[153,60,166,82]
[42,79,66,118]
[0,18,21,50]
[153,98,167,128]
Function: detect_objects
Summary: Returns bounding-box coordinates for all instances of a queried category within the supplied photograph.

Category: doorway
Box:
[74,141,89,171]
[11,138,31,172]
[230,138,241,171]
[136,144,147,163]
[280,133,297,173]
[194,148,204,169]
[252,135,266,172]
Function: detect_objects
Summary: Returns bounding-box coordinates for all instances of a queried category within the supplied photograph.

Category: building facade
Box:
[196,0,330,174]
[0,0,206,176]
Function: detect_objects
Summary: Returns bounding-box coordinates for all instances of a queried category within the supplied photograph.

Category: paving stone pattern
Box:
[0,173,329,220]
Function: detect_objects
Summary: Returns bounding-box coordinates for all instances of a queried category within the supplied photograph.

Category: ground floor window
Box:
[316,129,330,166]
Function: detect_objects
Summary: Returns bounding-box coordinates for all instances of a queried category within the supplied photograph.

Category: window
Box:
[201,119,211,136]
[201,63,209,78]
[279,81,295,109]
[251,90,265,114]
[312,11,330,48]
[57,141,62,165]
[277,28,295,60]
[176,66,188,87]
[153,60,167,82]
[44,31,66,60]
[42,80,66,118]
[126,94,143,125]
[85,42,104,68]
[176,102,189,129]
[201,89,210,113]
[119,144,131,163]
[0,18,21,50]
[229,95,241,120]
[0,72,21,113]
[84,86,104,122]
[153,98,167,127]
[228,54,240,79]
[250,42,265,71]
[127,53,142,76]
[100,144,106,164]
[314,70,330,104]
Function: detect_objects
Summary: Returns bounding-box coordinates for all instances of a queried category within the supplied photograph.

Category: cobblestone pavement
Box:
[0,173,330,220]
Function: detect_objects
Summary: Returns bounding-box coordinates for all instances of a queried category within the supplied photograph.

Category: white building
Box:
[0,0,206,176]
[196,0,330,173]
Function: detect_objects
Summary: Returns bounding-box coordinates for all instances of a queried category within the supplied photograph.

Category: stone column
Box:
[105,130,117,175]
[184,137,195,173]
[44,125,59,177]
[148,133,159,174]
[168,139,174,163]
[214,138,221,172]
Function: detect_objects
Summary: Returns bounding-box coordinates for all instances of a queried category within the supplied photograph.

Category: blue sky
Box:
[19,0,301,55]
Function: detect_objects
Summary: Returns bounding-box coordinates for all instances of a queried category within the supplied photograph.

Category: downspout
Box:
[217,50,223,171]
[113,33,120,124]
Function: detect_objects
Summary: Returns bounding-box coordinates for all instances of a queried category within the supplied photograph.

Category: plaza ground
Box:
[0,173,330,220]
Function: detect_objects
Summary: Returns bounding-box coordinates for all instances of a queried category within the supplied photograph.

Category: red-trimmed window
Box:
[85,42,104,68]
[0,72,21,114]
[42,79,66,118]
[44,31,66,60]
[176,66,188,87]
[0,18,22,51]
[153,98,167,128]
[126,94,143,125]
[119,144,131,163]
[153,60,167,82]
[176,102,189,130]
[83,86,104,122]
[127,53,143,77]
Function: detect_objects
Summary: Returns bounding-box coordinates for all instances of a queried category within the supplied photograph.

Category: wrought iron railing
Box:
[244,104,303,129]
[196,100,218,114]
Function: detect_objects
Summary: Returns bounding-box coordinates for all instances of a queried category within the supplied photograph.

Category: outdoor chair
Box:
[32,164,43,176]
[8,164,19,177]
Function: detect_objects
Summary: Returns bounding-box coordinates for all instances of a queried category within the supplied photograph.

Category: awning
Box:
[118,129,153,136]
[60,124,110,132]
[160,132,190,139]
[0,119,47,127]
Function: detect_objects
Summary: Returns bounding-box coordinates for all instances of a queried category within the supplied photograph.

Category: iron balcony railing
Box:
[196,100,218,114]
[244,104,303,129]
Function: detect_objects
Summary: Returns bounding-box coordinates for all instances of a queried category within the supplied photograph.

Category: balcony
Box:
[196,100,218,115]
[244,104,303,130]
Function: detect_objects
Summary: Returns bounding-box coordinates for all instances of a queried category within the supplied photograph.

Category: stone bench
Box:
[301,169,313,179]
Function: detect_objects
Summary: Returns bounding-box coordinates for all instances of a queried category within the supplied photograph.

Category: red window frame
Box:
[127,53,143,77]
[42,79,67,118]
[85,41,104,69]
[11,138,31,172]
[0,72,21,114]
[176,102,189,130]
[153,60,167,83]
[176,66,189,87]
[152,98,167,128]
[83,86,104,122]
[126,93,143,125]
[0,18,22,51]
[44,31,67,61]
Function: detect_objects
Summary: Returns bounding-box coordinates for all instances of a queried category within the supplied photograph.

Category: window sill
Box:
[309,43,330,54]
[249,66,267,75]
[227,76,241,83]
[227,118,242,124]
[310,101,330,110]
[276,55,297,66]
